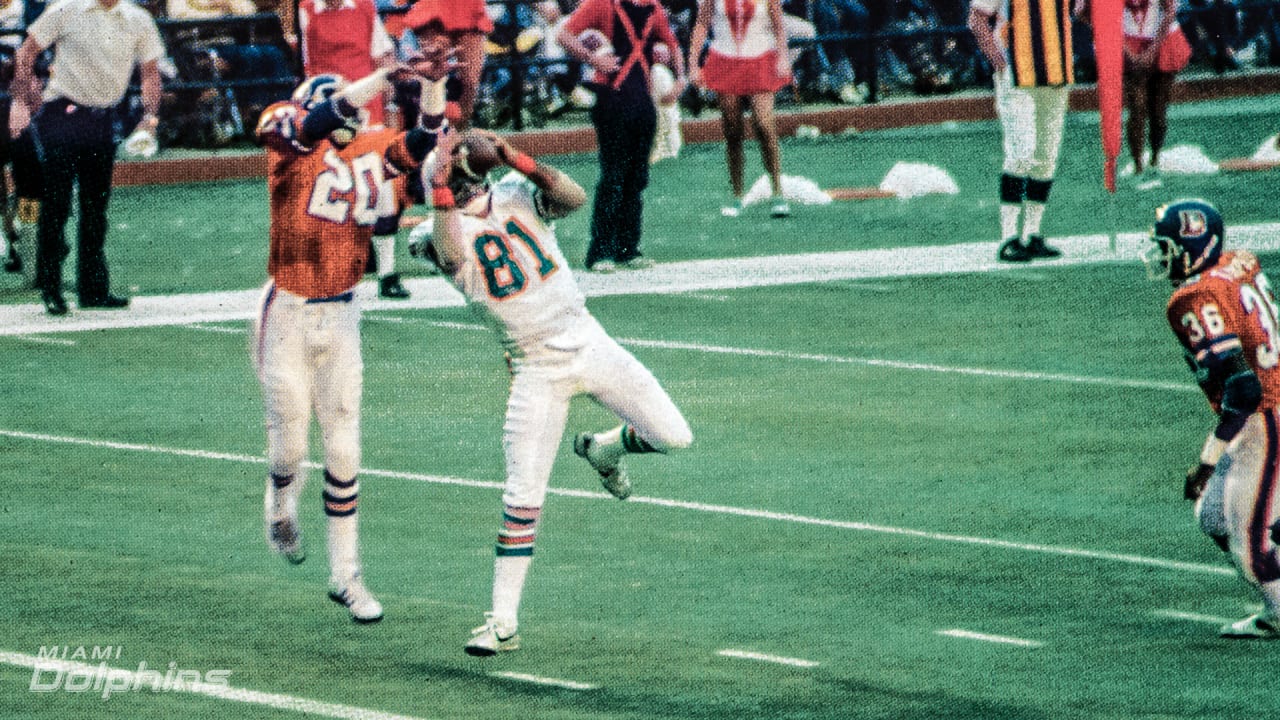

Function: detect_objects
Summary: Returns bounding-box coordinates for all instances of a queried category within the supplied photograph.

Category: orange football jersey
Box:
[1167,250,1280,414]
[257,102,416,299]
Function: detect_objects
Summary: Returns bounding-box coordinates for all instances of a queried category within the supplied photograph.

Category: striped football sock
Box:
[493,505,540,626]
[323,470,360,583]
[268,472,300,520]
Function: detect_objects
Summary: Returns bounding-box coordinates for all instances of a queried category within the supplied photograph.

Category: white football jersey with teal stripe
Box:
[450,176,588,353]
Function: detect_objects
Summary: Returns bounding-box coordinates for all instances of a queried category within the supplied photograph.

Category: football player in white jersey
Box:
[423,129,693,656]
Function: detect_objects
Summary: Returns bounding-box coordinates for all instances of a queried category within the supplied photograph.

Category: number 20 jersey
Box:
[449,176,586,352]
[256,101,409,299]
[1167,250,1280,414]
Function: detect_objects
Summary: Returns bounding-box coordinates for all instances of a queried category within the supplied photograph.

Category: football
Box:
[456,131,503,181]
[578,29,613,83]
[578,28,611,55]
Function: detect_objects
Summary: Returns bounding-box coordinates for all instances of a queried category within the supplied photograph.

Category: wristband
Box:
[432,185,455,209]
[509,151,537,176]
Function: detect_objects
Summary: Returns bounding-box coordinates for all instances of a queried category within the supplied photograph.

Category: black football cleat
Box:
[79,294,130,309]
[997,237,1034,262]
[379,273,410,299]
[41,289,68,316]
[1025,234,1062,259]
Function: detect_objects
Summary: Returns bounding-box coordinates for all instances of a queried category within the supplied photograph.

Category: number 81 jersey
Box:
[449,175,586,351]
[1167,250,1280,414]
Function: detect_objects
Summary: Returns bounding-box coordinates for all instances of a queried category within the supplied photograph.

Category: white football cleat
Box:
[574,432,631,500]
[464,613,520,656]
[1220,613,1279,639]
[328,574,384,624]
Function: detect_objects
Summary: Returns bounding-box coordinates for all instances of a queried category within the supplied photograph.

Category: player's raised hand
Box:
[430,128,461,186]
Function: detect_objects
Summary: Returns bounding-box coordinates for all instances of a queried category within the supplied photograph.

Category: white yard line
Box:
[716,649,821,668]
[1151,609,1237,625]
[4,222,1280,337]
[0,651,435,720]
[0,429,1234,577]
[936,629,1045,648]
[10,335,76,346]
[488,671,598,691]
[619,338,1195,392]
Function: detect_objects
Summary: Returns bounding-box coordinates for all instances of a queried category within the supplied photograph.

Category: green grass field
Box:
[1,95,1279,719]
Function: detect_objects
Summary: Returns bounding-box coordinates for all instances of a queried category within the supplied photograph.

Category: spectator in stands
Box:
[167,0,257,18]
[9,0,165,315]
[1123,0,1178,175]
[559,0,686,272]
[809,0,873,103]
[166,0,293,127]
[689,0,792,218]
[404,0,490,127]
[1184,0,1239,72]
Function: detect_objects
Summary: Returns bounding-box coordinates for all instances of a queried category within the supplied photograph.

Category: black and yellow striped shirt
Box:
[1003,0,1075,87]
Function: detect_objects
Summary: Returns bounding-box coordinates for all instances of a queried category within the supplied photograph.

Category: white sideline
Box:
[0,428,1235,577]
[4,221,1280,337]
[0,651,435,720]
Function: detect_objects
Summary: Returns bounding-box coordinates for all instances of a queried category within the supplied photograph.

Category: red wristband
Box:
[510,152,537,176]
[432,185,455,209]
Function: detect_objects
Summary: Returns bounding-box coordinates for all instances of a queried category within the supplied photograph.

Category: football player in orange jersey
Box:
[252,63,451,623]
[1146,199,1280,639]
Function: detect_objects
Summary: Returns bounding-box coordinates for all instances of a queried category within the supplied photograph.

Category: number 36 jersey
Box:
[1167,250,1280,414]
[448,175,587,353]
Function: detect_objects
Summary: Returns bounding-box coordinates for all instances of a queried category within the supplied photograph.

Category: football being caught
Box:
[456,131,503,181]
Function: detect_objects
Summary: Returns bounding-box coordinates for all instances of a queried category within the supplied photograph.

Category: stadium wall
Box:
[113,70,1280,187]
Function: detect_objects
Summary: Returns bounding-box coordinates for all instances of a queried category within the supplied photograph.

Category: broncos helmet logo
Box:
[1145,198,1225,283]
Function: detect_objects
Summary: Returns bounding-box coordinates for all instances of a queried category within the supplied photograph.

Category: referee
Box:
[8,0,164,315]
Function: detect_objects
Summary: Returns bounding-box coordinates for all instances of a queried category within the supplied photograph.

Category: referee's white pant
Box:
[994,68,1070,181]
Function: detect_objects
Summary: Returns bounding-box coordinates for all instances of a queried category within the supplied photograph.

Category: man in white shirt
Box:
[8,0,164,315]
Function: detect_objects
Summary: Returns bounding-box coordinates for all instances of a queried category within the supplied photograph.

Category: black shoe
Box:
[379,273,410,299]
[79,294,129,309]
[1025,234,1062,259]
[997,237,1034,262]
[41,289,68,316]
[4,246,20,273]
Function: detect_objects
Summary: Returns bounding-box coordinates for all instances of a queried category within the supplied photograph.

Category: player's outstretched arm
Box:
[424,129,465,274]
[482,130,587,217]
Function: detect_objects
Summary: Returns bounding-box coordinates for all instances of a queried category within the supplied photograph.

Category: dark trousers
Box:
[31,99,119,301]
[586,89,657,267]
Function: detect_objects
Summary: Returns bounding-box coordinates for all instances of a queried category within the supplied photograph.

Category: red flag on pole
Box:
[1092,0,1124,192]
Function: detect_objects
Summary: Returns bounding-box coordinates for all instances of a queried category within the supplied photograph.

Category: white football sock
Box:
[324,475,360,583]
[492,555,531,629]
[1022,202,1046,238]
[1000,204,1021,241]
[374,235,396,277]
